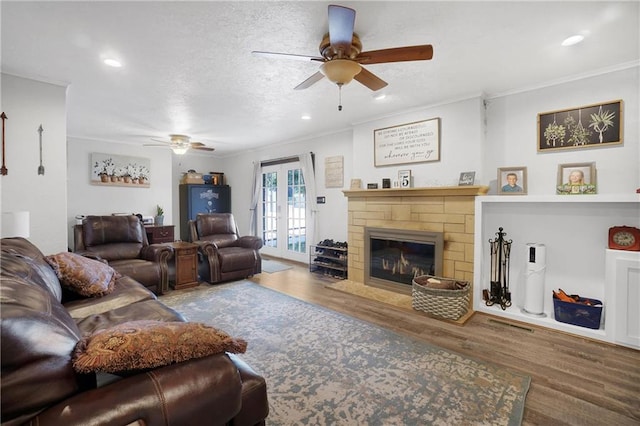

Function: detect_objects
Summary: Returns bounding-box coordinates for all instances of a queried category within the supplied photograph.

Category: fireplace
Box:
[364,227,444,295]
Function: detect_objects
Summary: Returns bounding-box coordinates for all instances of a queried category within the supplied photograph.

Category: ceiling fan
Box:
[252,4,433,110]
[145,134,215,155]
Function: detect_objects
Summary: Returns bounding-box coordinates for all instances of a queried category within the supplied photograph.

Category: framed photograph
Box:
[374,118,440,166]
[458,171,476,186]
[538,100,623,152]
[398,169,412,188]
[556,162,597,195]
[497,167,527,195]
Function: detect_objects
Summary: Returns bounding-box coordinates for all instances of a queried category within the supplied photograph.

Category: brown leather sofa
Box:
[1,237,269,426]
[188,213,262,284]
[74,215,171,294]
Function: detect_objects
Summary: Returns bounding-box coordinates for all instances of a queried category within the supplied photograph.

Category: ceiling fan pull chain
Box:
[338,83,343,111]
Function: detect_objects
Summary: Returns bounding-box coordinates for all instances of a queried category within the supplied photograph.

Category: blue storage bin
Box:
[552,295,603,329]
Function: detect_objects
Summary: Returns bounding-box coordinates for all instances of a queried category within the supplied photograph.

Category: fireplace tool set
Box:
[483,227,512,310]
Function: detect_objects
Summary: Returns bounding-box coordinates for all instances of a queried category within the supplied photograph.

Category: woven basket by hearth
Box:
[412,275,470,320]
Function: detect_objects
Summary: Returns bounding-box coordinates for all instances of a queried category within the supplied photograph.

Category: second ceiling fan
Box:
[145,134,215,155]
[253,4,434,108]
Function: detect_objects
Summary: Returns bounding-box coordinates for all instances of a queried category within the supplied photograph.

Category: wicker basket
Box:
[412,275,471,320]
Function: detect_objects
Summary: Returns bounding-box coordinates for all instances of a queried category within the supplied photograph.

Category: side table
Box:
[165,241,199,290]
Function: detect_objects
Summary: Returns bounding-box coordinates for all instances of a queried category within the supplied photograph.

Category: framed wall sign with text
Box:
[374,118,440,167]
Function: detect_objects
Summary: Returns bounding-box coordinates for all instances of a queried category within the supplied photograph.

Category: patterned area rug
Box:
[160,281,530,425]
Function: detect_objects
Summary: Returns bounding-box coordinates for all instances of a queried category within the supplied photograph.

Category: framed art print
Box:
[538,100,622,152]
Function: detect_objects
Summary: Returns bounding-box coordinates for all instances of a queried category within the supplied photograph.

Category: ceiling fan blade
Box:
[189,141,206,147]
[294,71,325,90]
[328,5,356,57]
[144,143,170,147]
[356,45,434,65]
[354,67,388,91]
[252,51,323,62]
[193,146,215,152]
[150,138,171,144]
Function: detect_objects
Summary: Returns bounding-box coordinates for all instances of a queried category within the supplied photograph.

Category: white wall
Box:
[67,138,225,248]
[485,66,639,195]
[6,65,637,255]
[1,73,68,254]
[352,96,486,188]
[67,138,174,247]
[221,129,353,243]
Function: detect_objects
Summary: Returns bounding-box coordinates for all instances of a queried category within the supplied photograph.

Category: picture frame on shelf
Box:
[537,100,622,152]
[458,171,476,186]
[497,167,527,195]
[398,169,412,188]
[556,162,597,195]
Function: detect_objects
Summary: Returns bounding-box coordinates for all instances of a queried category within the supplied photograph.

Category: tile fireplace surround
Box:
[343,186,489,304]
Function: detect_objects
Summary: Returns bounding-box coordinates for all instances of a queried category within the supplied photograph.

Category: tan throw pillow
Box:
[73,320,247,374]
[45,252,119,297]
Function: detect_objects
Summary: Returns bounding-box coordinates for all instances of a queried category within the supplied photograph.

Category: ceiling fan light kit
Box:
[320,59,362,85]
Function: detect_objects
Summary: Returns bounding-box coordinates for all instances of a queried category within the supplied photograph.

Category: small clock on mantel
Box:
[608,226,640,251]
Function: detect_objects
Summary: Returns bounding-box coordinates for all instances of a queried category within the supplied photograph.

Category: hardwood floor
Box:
[251,259,640,426]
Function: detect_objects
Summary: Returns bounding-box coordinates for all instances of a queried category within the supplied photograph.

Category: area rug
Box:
[261,258,292,273]
[160,281,530,425]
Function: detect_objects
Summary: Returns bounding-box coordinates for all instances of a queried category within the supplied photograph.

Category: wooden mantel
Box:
[343,185,489,198]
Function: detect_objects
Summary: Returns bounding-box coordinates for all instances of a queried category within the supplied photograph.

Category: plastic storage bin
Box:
[552,296,603,329]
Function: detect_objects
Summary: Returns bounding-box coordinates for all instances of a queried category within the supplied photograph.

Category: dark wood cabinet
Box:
[145,225,175,244]
[179,184,231,241]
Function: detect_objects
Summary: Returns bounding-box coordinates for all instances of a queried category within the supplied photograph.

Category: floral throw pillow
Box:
[72,320,247,373]
[45,252,119,297]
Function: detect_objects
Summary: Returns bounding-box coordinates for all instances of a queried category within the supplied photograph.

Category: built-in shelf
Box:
[478,193,639,203]
[474,194,640,348]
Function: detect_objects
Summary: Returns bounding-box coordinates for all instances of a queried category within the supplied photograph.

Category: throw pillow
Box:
[73,320,247,374]
[45,252,119,297]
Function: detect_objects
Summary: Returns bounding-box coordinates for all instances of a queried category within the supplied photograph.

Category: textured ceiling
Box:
[2,1,638,156]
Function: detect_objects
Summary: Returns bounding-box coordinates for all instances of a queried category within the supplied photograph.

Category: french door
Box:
[259,163,308,263]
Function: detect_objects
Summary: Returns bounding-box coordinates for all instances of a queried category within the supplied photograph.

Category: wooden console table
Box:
[165,241,199,290]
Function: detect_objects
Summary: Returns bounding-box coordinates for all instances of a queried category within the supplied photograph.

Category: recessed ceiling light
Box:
[301,115,311,120]
[374,93,386,101]
[561,35,584,47]
[103,58,122,67]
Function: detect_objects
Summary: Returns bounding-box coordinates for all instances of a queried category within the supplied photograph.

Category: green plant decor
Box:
[156,205,164,217]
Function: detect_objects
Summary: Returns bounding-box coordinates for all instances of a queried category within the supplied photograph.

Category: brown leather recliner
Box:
[74,215,172,294]
[189,213,263,284]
